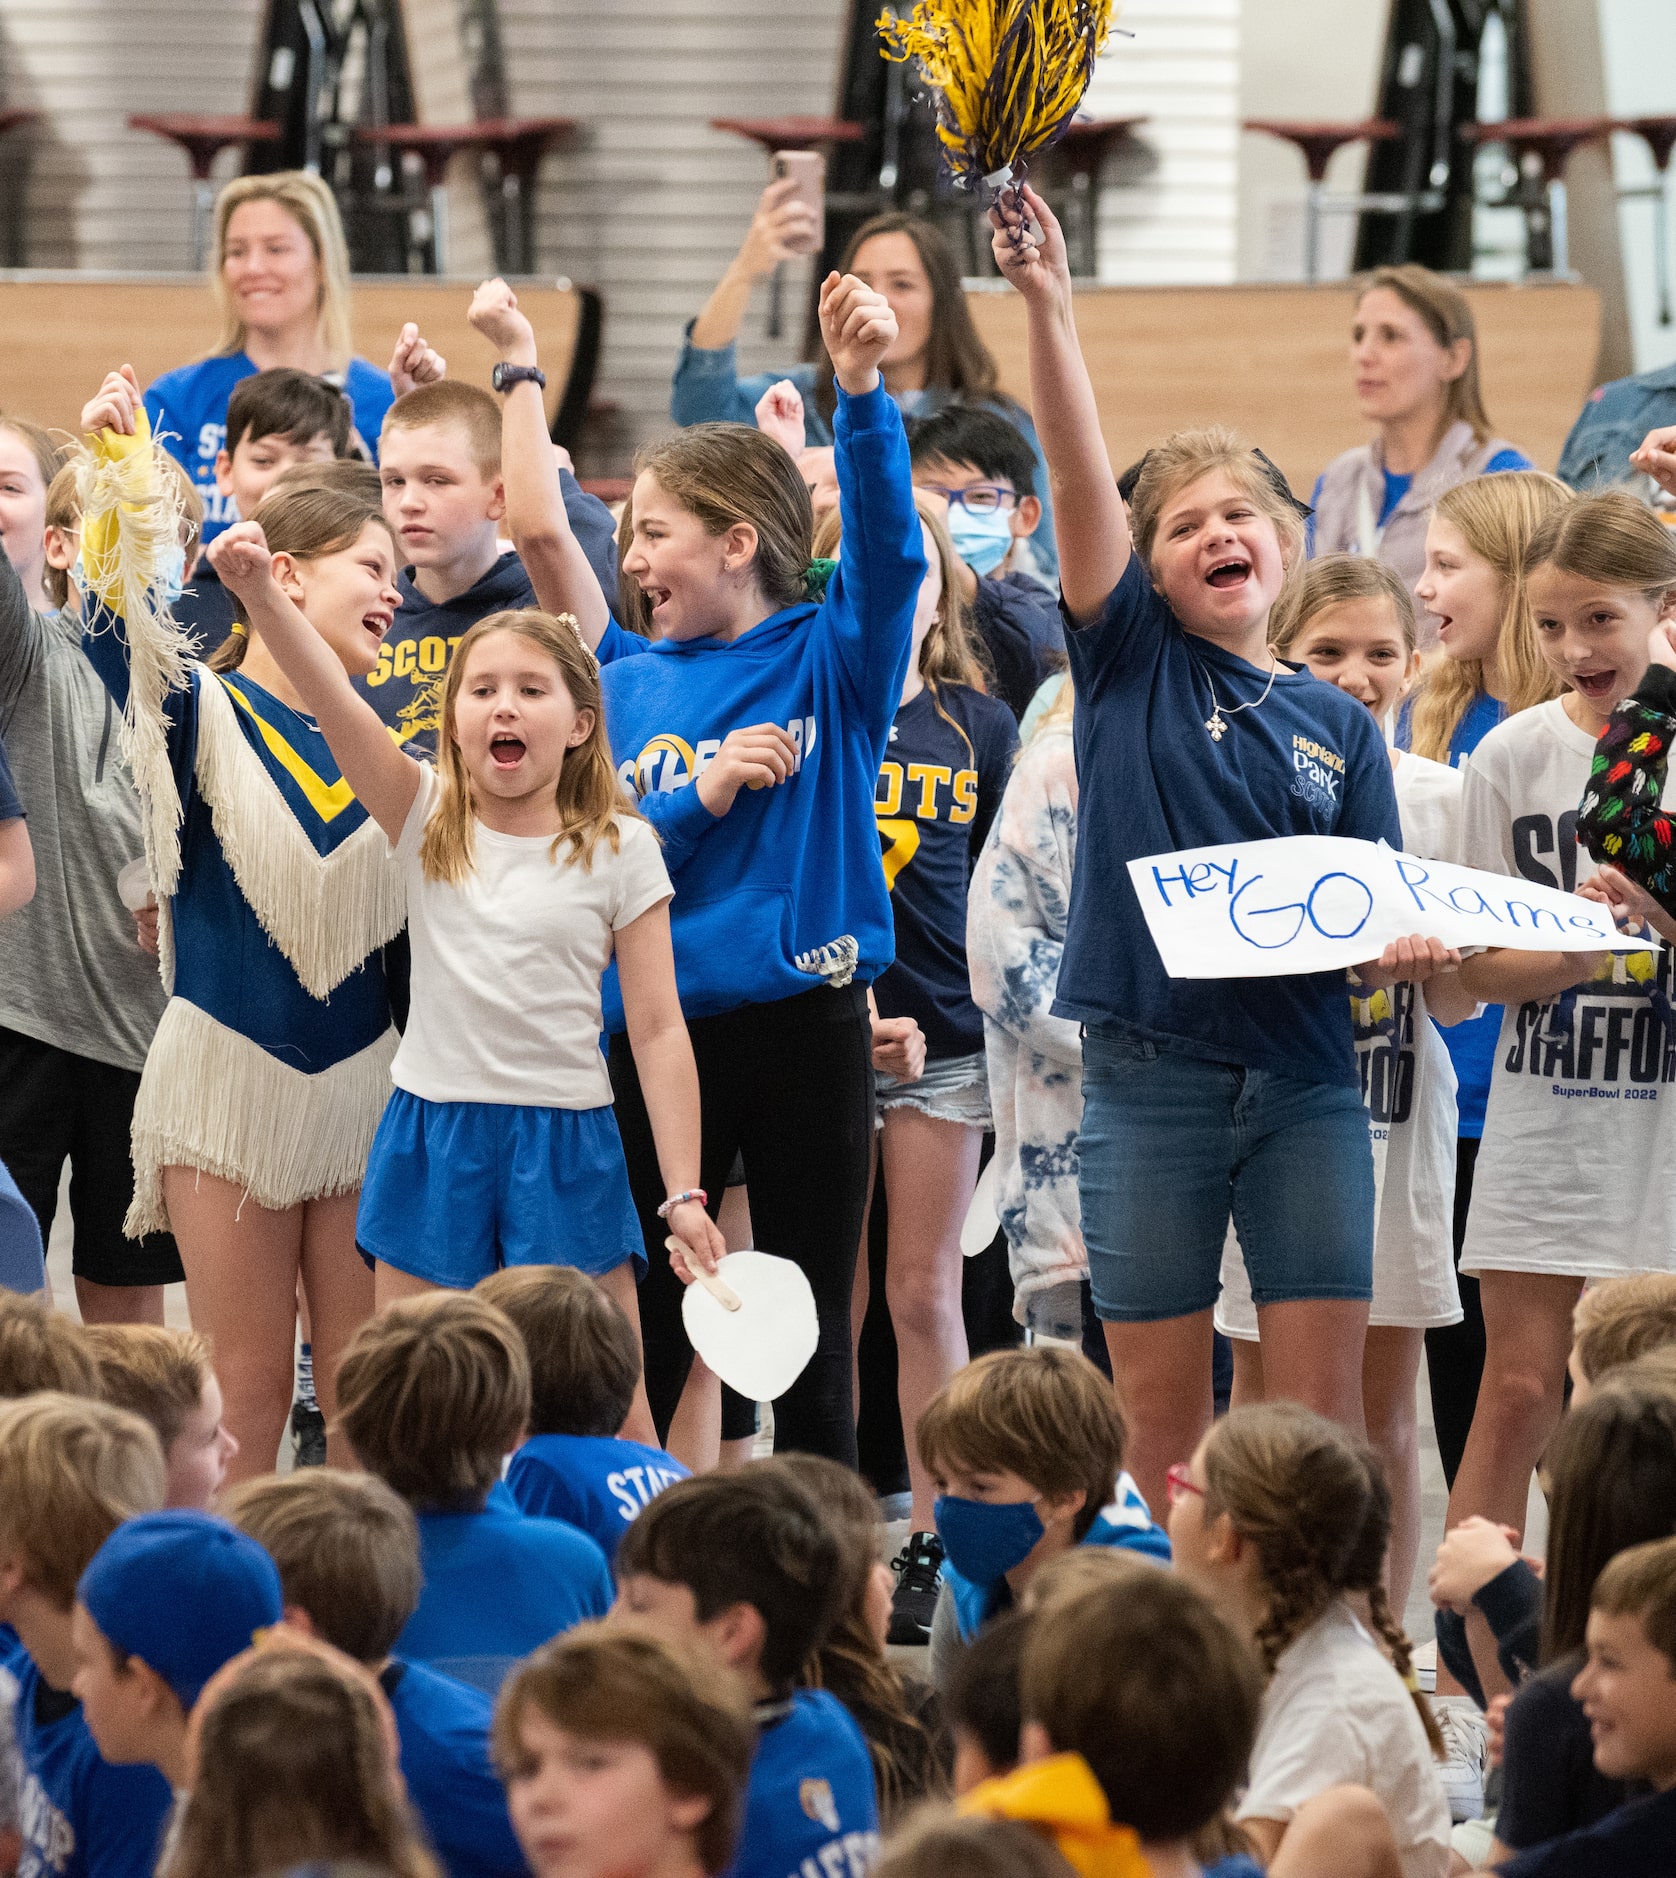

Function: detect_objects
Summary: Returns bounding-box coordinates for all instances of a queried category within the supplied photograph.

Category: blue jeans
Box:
[1079,1027,1375,1323]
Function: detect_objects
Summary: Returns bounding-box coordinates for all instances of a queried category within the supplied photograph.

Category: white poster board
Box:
[1127,836,1653,980]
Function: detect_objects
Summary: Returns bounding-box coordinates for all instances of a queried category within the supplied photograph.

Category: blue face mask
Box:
[69,545,185,606]
[945,503,1016,577]
[934,1493,1044,1585]
[157,540,187,607]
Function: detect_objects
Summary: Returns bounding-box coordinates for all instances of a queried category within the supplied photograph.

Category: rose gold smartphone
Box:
[772,150,825,255]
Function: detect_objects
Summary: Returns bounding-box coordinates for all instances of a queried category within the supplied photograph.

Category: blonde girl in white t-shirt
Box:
[211,523,725,1433]
[1218,555,1472,1610]
[1448,491,1676,1540]
[1168,1400,1452,1878]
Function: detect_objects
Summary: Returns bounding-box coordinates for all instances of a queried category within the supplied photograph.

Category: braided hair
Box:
[1202,1403,1442,1757]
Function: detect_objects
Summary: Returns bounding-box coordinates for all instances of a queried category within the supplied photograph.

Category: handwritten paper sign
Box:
[1128,836,1654,980]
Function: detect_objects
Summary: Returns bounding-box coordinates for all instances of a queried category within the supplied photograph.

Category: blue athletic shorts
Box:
[1078,1026,1375,1323]
[357,1089,646,1287]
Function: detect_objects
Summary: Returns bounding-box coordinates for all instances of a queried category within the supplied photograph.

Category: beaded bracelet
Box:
[656,1188,707,1220]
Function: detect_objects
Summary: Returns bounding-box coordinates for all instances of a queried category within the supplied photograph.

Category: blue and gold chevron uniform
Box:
[80,624,390,1073]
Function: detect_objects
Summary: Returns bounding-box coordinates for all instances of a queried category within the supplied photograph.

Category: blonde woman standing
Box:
[1313,266,1533,634]
[144,171,442,542]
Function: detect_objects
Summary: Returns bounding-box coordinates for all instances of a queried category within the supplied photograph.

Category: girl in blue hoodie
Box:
[488,271,925,1466]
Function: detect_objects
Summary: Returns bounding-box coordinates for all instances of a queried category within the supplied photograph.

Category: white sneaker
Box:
[1433,1698,1489,1823]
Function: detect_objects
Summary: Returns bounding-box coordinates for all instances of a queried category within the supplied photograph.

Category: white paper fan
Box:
[679,1249,819,1403]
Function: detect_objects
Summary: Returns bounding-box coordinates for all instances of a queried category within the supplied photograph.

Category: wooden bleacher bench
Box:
[964,278,1603,491]
[0,275,587,440]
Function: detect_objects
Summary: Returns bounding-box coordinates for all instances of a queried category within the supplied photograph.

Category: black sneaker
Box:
[291,1399,327,1469]
[887,1531,944,1646]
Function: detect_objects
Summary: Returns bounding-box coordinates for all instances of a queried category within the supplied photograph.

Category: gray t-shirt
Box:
[0,554,165,1069]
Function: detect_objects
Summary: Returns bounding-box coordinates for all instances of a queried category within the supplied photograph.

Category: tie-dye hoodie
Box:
[966,720,1086,1325]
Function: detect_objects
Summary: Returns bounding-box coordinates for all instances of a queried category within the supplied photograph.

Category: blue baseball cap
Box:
[77,1511,284,1711]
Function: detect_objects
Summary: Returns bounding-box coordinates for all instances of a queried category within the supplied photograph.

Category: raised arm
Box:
[76,366,190,716]
[988,187,1128,621]
[817,272,926,714]
[387,321,447,398]
[467,278,611,650]
[686,178,818,356]
[208,521,420,845]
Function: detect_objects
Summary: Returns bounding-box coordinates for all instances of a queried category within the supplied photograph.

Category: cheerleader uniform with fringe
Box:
[77,415,404,1236]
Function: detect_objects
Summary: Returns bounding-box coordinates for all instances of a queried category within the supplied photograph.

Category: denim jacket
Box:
[1558,360,1676,490]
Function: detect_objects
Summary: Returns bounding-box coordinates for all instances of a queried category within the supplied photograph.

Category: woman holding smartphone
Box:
[671,185,1057,577]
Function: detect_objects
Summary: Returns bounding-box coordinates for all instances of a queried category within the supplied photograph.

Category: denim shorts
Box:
[1078,1027,1374,1324]
[876,1049,992,1128]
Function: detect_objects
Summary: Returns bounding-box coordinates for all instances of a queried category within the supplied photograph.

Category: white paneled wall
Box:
[502,0,1243,453]
[0,0,1246,457]
[1085,0,1242,285]
[498,0,846,456]
[0,0,263,269]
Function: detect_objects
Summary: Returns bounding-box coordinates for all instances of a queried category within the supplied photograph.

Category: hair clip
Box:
[1118,447,1314,520]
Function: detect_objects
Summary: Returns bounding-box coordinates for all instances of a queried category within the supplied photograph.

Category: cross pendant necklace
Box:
[1204,655,1279,742]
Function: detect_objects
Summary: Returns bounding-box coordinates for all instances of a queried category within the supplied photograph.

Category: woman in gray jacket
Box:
[1312,265,1532,642]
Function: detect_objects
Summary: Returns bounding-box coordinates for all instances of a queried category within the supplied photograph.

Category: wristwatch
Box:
[491,361,547,393]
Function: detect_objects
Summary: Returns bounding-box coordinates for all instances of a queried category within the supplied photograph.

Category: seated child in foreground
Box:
[81,1325,238,1510]
[477,1264,686,1560]
[335,1292,612,1695]
[0,1394,173,1878]
[224,1466,525,1878]
[611,1466,880,1878]
[158,1643,437,1878]
[495,1626,755,1878]
[1486,1536,1676,1878]
[0,1295,98,1400]
[71,1510,283,1789]
[918,1346,1168,1688]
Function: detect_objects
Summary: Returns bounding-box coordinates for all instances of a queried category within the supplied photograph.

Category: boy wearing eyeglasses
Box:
[907,406,1063,719]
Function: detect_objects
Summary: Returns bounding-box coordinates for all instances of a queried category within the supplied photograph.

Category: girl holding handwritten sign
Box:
[1215,556,1476,1607]
[1450,491,1676,1542]
[986,188,1459,1513]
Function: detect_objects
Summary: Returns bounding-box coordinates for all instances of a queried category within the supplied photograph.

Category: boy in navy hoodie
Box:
[907,405,1062,720]
[335,1292,613,1698]
[610,1465,879,1878]
[224,1467,526,1878]
[477,1265,687,1562]
[0,1394,173,1878]
[366,379,617,755]
[173,368,355,649]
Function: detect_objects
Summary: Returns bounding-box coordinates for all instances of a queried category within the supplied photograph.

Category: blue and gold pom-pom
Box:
[878,0,1118,199]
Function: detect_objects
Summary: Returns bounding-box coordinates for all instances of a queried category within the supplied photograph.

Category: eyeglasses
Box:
[1165,1463,1205,1507]
[916,483,1018,516]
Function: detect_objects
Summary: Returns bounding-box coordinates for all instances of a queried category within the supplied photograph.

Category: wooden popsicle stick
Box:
[666,1237,741,1312]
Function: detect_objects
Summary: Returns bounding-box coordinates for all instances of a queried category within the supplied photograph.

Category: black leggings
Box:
[609,983,875,1464]
[1425,1135,1486,1487]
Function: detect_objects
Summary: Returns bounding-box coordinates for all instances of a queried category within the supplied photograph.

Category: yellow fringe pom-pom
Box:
[878,0,1116,193]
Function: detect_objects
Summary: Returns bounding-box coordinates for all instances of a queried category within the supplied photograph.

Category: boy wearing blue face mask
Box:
[917,1346,1169,1689]
[908,408,1063,720]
